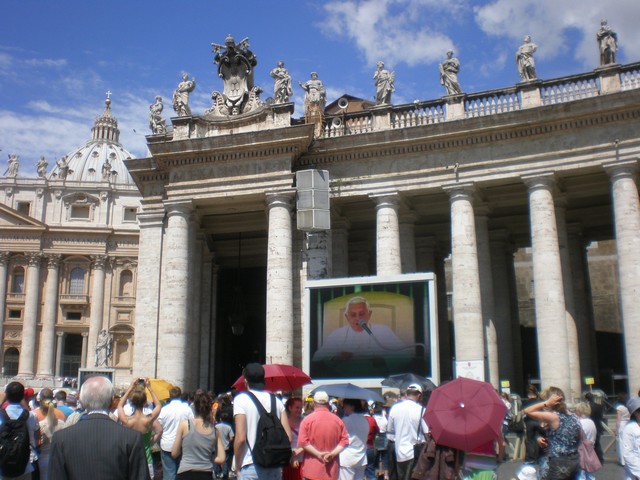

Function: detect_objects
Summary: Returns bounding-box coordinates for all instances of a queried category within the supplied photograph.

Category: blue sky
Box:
[1,0,639,175]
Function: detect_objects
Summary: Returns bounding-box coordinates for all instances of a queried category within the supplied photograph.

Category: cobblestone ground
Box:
[497,416,625,479]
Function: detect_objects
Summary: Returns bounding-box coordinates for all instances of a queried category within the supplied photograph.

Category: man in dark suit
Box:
[49,375,150,480]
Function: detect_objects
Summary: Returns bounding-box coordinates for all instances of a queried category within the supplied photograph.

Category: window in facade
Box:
[70,205,90,220]
[16,202,31,216]
[11,267,24,294]
[119,270,133,297]
[7,309,22,320]
[69,268,85,294]
[3,348,19,376]
[66,311,82,321]
[123,207,138,222]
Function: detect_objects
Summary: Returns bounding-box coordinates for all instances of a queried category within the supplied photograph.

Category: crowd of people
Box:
[1,372,640,480]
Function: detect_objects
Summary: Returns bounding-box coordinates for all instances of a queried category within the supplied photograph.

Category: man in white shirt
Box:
[158,386,193,480]
[233,363,291,480]
[387,384,428,480]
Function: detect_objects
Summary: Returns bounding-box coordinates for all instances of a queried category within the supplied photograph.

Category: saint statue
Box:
[56,156,70,180]
[439,50,463,95]
[516,35,537,81]
[299,72,326,137]
[374,61,395,105]
[172,73,196,116]
[6,154,19,177]
[597,19,618,65]
[95,329,112,367]
[149,96,167,134]
[270,61,293,104]
[36,156,48,178]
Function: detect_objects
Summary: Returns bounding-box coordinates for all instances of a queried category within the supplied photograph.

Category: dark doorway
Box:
[3,347,19,376]
[213,266,267,393]
[62,333,83,377]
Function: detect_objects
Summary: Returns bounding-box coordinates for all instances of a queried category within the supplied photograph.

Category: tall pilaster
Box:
[17,252,42,378]
[400,212,417,273]
[207,264,219,389]
[86,255,108,367]
[523,174,570,395]
[81,332,88,367]
[489,231,517,385]
[331,217,350,278]
[304,231,330,279]
[36,254,61,377]
[265,193,294,365]
[55,332,64,376]
[605,161,640,391]
[199,252,214,389]
[132,210,165,379]
[158,202,192,388]
[555,197,581,400]
[0,252,10,366]
[371,193,402,275]
[475,205,499,387]
[446,184,485,375]
[567,224,597,377]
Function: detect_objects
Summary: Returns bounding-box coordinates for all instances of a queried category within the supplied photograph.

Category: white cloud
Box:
[321,0,465,67]
[23,58,67,67]
[474,0,640,67]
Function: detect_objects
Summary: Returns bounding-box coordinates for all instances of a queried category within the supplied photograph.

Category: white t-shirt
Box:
[313,324,408,360]
[387,399,428,462]
[339,413,370,468]
[579,417,597,443]
[233,390,285,469]
[158,399,194,451]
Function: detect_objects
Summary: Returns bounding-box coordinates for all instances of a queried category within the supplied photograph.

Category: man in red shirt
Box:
[298,391,349,480]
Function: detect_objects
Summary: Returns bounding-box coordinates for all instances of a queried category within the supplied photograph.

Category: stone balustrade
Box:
[320,61,640,139]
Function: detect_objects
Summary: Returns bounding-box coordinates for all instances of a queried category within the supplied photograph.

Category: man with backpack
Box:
[0,381,39,479]
[233,363,292,480]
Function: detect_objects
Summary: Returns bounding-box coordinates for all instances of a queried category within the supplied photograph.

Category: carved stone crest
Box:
[206,34,263,116]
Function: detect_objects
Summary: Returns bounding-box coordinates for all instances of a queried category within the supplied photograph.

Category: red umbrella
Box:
[424,377,507,452]
[232,364,312,392]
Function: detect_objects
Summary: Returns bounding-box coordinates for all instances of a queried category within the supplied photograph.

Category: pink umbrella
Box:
[424,377,507,452]
[232,364,312,392]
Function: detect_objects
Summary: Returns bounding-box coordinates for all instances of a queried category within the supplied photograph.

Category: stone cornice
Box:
[297,89,640,167]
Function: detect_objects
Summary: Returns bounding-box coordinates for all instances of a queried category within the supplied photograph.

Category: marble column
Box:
[371,193,402,276]
[132,210,165,379]
[55,332,64,377]
[523,174,570,394]
[208,264,219,389]
[187,217,202,389]
[331,217,350,278]
[605,161,640,391]
[86,255,108,367]
[266,193,294,365]
[555,197,581,401]
[475,205,499,387]
[36,255,61,377]
[489,231,517,385]
[199,252,214,389]
[18,253,42,378]
[400,213,417,273]
[80,332,88,367]
[158,202,192,388]
[446,184,485,374]
[0,252,10,365]
[304,231,330,279]
[567,224,597,376]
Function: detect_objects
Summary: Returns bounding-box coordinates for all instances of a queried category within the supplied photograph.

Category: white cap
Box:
[407,383,423,394]
[313,391,329,404]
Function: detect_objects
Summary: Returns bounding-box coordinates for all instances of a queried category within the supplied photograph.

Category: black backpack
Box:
[245,392,292,468]
[0,408,31,477]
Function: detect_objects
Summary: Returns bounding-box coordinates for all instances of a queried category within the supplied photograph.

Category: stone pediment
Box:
[0,204,46,230]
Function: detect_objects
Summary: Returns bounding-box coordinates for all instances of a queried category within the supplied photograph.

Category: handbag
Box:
[412,406,427,465]
[374,433,388,451]
[577,428,602,473]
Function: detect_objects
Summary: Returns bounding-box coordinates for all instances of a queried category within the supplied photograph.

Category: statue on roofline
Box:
[149,96,167,134]
[516,35,537,81]
[374,61,395,105]
[299,72,326,138]
[270,61,293,104]
[439,50,463,95]
[6,154,19,177]
[597,19,618,65]
[206,34,263,116]
[172,73,196,116]
[36,156,48,178]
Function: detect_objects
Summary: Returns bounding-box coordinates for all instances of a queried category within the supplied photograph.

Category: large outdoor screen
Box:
[304,273,439,385]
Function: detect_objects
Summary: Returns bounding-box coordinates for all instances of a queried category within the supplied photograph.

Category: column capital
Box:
[522,172,556,191]
[46,254,62,269]
[164,201,194,218]
[137,210,166,228]
[81,332,89,337]
[0,252,10,266]
[370,192,401,210]
[56,331,64,337]
[91,255,109,270]
[444,182,475,203]
[24,252,42,267]
[604,160,639,182]
[265,191,294,211]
